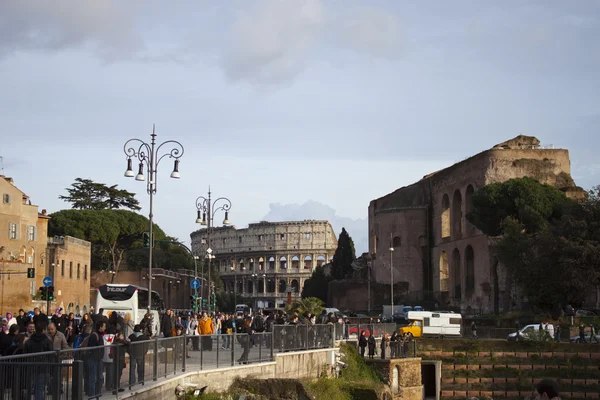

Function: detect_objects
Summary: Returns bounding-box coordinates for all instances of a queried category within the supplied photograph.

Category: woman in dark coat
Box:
[358,331,367,358]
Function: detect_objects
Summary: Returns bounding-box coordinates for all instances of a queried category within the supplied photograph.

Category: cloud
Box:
[260,200,368,253]
[334,6,403,59]
[0,0,144,60]
[221,0,324,84]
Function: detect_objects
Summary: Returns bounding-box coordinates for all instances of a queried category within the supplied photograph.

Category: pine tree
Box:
[330,227,356,280]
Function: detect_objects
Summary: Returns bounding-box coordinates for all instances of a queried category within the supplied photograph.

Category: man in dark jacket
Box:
[86,321,106,397]
[16,309,28,333]
[32,308,49,327]
[24,323,53,400]
[128,324,150,385]
[161,310,173,338]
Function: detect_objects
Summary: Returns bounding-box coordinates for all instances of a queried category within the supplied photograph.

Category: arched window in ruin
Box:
[239,259,245,271]
[392,236,401,248]
[291,256,300,268]
[237,281,243,294]
[279,279,287,293]
[249,258,254,270]
[452,189,463,237]
[269,257,275,269]
[439,251,449,292]
[316,255,326,267]
[19,245,26,263]
[267,279,275,292]
[452,248,461,300]
[247,280,253,294]
[279,256,287,269]
[291,279,299,292]
[465,185,475,231]
[304,256,312,269]
[441,194,450,238]
[465,245,475,295]
[258,257,264,271]
[28,247,34,265]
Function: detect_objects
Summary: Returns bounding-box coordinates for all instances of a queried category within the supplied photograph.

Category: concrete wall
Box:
[121,347,337,400]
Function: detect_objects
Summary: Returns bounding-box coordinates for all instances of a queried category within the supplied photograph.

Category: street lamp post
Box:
[195,188,232,312]
[389,233,395,316]
[123,125,184,314]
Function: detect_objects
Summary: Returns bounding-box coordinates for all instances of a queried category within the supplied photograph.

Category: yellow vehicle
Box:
[400,311,462,338]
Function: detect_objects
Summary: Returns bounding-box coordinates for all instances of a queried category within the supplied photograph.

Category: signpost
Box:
[190,279,200,289]
[43,276,52,313]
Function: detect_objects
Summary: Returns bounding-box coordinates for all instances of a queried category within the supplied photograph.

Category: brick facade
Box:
[368,136,584,313]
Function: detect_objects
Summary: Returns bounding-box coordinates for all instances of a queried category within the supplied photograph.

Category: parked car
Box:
[507,324,555,341]
[575,309,597,317]
[570,332,600,343]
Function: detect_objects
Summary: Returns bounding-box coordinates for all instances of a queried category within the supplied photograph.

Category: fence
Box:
[0,325,336,399]
[343,323,398,339]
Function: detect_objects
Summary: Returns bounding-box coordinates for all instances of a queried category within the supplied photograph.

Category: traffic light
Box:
[27,268,35,278]
[190,295,197,310]
[47,286,55,301]
[39,287,47,300]
[142,232,150,248]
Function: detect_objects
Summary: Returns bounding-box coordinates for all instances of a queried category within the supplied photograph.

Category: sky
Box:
[1,0,599,253]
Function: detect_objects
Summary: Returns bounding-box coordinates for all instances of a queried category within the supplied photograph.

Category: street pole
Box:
[195,187,232,313]
[389,233,395,316]
[123,125,184,314]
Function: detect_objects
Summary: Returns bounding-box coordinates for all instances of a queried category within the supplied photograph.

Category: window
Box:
[239,236,242,243]
[280,233,285,240]
[84,265,88,280]
[424,317,430,326]
[449,318,462,325]
[61,260,65,277]
[27,225,37,241]
[432,313,440,318]
[2,194,10,204]
[258,235,263,241]
[77,263,81,279]
[69,262,73,279]
[9,223,18,240]
[305,233,310,239]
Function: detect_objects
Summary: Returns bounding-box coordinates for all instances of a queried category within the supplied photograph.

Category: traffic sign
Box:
[190,279,200,289]
[43,276,52,287]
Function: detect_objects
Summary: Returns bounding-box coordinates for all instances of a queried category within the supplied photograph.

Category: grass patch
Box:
[305,343,384,400]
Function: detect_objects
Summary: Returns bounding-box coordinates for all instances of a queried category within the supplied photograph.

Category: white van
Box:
[507,324,555,341]
[400,311,462,338]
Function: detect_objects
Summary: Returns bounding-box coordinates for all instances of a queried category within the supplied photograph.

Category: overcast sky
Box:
[1,0,599,253]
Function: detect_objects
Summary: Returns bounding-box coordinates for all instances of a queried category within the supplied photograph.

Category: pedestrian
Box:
[535,379,560,399]
[128,324,149,386]
[380,333,390,359]
[24,323,53,400]
[470,321,478,339]
[198,312,214,351]
[555,324,561,342]
[390,331,399,358]
[367,334,376,359]
[358,331,367,358]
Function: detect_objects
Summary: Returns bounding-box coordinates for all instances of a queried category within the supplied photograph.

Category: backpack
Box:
[253,316,265,332]
[78,332,99,349]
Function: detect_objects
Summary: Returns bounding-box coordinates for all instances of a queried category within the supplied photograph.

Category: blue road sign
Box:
[27,311,34,318]
[190,279,200,289]
[43,276,52,287]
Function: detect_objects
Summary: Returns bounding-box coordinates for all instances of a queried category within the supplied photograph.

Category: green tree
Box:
[48,209,166,279]
[330,228,356,280]
[59,178,141,211]
[301,266,331,303]
[286,297,325,316]
[467,178,600,311]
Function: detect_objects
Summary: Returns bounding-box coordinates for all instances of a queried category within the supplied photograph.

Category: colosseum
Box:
[368,135,584,314]
[190,220,337,309]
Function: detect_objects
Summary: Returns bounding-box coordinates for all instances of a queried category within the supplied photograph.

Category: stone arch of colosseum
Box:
[452,189,463,238]
[451,248,461,300]
[439,251,449,292]
[441,194,450,238]
[464,245,475,296]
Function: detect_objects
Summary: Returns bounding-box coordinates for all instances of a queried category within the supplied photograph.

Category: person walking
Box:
[358,331,367,358]
[128,324,150,386]
[367,334,376,359]
[198,312,214,351]
[24,323,53,400]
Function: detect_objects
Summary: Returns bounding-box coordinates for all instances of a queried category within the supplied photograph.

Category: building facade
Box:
[368,136,584,314]
[191,220,337,309]
[0,175,91,314]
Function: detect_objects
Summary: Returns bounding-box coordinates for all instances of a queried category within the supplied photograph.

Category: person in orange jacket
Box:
[198,312,214,351]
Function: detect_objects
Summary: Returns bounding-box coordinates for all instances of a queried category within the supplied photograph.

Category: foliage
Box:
[330,228,356,280]
[59,178,141,211]
[467,177,569,237]
[286,297,325,316]
[467,178,600,311]
[48,209,166,276]
[301,266,332,303]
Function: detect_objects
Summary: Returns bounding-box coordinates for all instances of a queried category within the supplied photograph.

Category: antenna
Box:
[0,156,3,175]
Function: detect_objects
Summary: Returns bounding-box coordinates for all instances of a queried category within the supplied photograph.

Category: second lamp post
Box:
[195,187,232,312]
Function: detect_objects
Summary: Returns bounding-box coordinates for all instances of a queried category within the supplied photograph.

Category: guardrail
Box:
[0,325,336,399]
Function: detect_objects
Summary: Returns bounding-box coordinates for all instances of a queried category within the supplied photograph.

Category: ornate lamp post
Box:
[123,125,184,313]
[389,233,395,316]
[195,188,232,312]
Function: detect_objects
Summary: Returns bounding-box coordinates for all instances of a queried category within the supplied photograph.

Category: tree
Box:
[48,209,166,279]
[286,297,325,316]
[467,178,600,311]
[301,266,331,303]
[330,228,356,280]
[59,178,141,211]
[467,177,569,237]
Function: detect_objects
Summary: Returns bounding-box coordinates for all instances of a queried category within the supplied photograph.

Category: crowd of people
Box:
[358,330,413,359]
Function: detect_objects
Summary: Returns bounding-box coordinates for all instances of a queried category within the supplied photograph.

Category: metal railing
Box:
[342,323,398,339]
[0,325,335,399]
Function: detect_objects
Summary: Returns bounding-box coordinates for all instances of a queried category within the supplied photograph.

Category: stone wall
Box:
[120,347,337,399]
[367,357,423,400]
